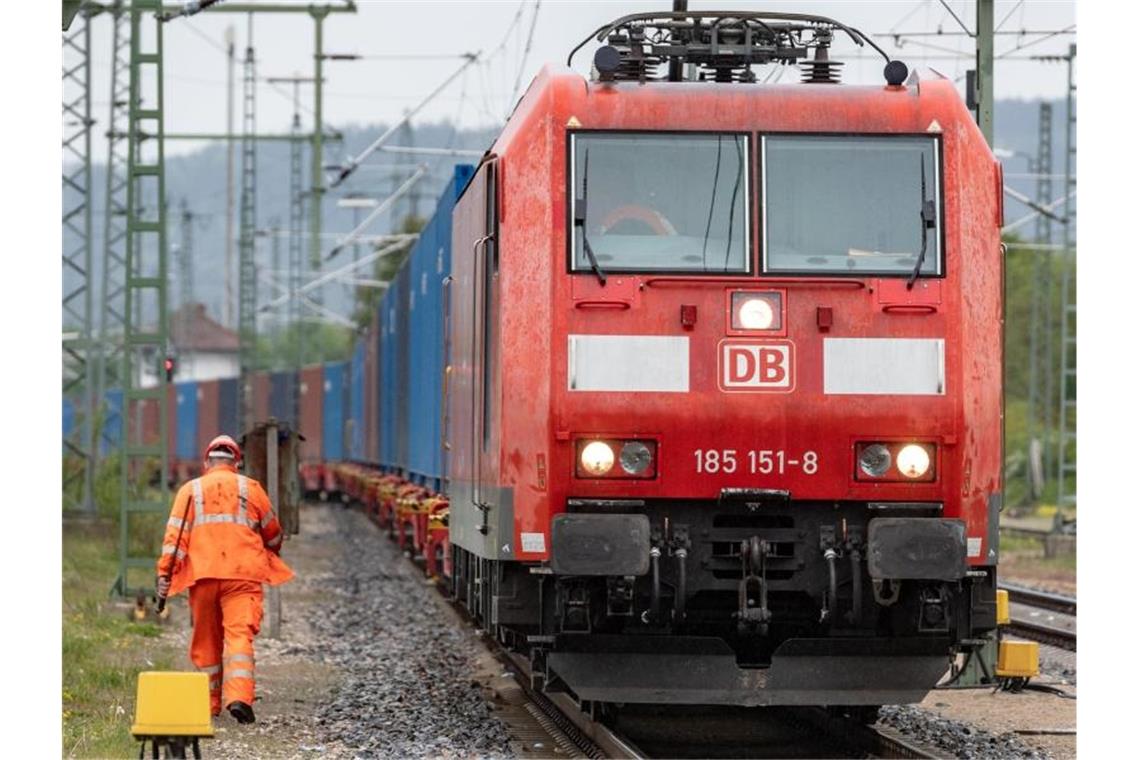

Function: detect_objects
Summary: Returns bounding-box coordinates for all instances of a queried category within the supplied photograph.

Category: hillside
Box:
[63,98,1073,331]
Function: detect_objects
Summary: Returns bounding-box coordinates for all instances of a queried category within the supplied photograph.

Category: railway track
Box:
[1005,616,1077,651]
[497,648,646,759]
[372,505,944,759]
[782,707,948,759]
[1000,582,1077,616]
[1000,583,1077,651]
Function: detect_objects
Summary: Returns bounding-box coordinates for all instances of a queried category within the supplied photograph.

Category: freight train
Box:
[83,11,1004,717]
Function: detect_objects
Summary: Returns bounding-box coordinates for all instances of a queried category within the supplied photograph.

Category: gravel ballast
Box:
[296,505,515,759]
[880,704,1051,759]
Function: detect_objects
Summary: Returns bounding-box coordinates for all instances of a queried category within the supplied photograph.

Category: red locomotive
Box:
[444,10,1003,712]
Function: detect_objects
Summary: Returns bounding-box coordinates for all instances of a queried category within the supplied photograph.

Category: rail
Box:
[784,707,947,759]
[498,649,646,760]
[1000,582,1077,616]
[1005,616,1077,651]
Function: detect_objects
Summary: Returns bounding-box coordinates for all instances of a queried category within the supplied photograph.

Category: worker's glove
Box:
[155,576,171,598]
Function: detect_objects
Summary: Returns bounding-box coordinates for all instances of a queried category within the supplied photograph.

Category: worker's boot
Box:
[227,701,255,724]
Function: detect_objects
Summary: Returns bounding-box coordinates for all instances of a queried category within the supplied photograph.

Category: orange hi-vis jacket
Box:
[156,464,294,597]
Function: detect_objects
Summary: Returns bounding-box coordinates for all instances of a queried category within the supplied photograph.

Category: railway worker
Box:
[155,434,294,725]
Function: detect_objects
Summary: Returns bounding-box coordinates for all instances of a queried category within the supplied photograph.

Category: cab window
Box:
[569,132,751,274]
[761,135,942,277]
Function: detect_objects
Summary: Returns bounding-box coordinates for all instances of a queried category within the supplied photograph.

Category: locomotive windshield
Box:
[762,135,942,276]
[570,132,750,274]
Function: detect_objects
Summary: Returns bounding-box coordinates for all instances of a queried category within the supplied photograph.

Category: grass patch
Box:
[1000,533,1044,555]
[1034,551,1077,573]
[63,519,183,759]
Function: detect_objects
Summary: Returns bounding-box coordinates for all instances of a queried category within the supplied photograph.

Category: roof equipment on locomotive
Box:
[567,11,909,86]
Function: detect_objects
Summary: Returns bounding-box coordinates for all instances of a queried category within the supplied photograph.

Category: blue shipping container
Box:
[322,361,346,462]
[217,378,239,439]
[349,339,365,460]
[63,398,75,453]
[269,371,296,426]
[394,266,411,471]
[405,164,472,484]
[378,293,392,467]
[175,381,199,460]
[102,389,124,455]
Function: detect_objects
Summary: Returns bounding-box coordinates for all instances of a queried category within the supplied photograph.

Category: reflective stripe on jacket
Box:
[156,464,294,596]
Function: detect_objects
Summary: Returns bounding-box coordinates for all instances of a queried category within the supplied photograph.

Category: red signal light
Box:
[163,356,176,382]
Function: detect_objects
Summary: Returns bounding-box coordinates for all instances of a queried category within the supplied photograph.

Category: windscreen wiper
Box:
[907,155,937,290]
[574,148,607,286]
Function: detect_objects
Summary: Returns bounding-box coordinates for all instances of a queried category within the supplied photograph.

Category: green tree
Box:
[1002,233,1075,507]
[254,320,354,370]
[351,214,427,330]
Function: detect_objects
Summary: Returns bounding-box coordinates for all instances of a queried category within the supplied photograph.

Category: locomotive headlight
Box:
[897,444,932,479]
[738,298,775,329]
[619,441,653,475]
[580,441,615,476]
[731,291,782,331]
[858,443,892,477]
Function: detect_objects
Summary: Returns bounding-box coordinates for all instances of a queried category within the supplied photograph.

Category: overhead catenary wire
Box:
[332,53,476,61]
[997,25,1075,58]
[328,166,429,258]
[936,0,974,37]
[259,237,414,313]
[329,57,479,187]
[260,271,357,327]
[1002,190,1077,235]
[372,145,483,158]
[173,17,322,118]
[995,0,1026,33]
[508,1,542,117]
[1003,184,1066,223]
[873,28,1073,37]
[889,0,928,34]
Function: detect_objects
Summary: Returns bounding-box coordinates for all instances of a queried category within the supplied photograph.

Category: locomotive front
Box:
[449,11,1003,711]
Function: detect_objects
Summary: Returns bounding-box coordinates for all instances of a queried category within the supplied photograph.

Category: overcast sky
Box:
[79,0,1076,158]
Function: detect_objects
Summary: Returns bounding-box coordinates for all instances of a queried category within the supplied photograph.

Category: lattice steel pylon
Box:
[98,0,130,455]
[1056,44,1077,508]
[113,0,171,598]
[176,198,195,377]
[63,1,96,514]
[178,200,194,314]
[238,15,258,430]
[268,217,282,358]
[1025,102,1053,502]
[288,77,306,418]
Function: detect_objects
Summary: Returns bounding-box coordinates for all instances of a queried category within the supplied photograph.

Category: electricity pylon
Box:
[63,0,96,514]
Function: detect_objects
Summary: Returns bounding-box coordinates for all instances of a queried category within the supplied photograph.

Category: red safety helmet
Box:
[204,434,242,465]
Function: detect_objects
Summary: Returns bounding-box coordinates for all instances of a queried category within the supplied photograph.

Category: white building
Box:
[138,303,240,387]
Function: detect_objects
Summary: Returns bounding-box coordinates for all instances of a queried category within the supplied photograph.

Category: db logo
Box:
[719,340,795,392]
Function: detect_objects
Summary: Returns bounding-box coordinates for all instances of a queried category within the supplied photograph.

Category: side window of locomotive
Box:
[569,132,750,274]
[761,135,942,277]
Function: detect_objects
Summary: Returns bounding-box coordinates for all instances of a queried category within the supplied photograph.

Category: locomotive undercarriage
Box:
[452,498,997,707]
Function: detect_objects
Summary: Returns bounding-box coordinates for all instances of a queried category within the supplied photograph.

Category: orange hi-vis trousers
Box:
[188,578,263,715]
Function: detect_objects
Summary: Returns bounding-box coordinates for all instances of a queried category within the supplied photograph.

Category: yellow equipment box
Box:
[996,640,1040,679]
[995,589,1010,625]
[130,671,215,738]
